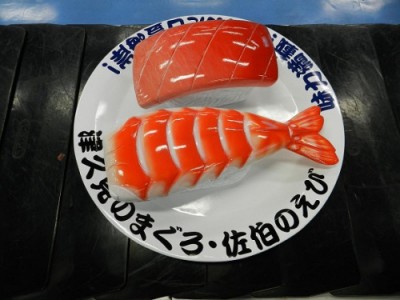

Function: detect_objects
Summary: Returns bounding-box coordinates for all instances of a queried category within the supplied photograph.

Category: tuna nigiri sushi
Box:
[133,20,278,108]
[104,106,338,202]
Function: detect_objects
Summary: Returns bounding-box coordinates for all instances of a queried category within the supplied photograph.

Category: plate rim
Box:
[73,14,345,262]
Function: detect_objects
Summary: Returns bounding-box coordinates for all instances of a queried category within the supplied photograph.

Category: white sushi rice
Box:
[159,86,254,109]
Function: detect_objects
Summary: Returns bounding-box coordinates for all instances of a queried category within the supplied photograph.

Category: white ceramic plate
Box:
[74,15,344,262]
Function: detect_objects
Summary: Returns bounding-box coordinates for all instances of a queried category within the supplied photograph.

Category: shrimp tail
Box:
[286,106,339,165]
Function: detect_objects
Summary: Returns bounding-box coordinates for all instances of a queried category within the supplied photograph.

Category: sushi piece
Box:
[104,106,338,201]
[133,19,278,108]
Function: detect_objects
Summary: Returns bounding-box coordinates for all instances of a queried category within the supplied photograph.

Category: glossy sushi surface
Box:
[133,19,278,108]
[105,106,338,201]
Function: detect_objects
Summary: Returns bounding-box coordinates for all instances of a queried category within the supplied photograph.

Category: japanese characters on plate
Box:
[74,15,344,262]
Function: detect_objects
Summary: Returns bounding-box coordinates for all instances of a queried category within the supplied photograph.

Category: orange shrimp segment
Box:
[221,110,253,167]
[246,112,291,158]
[197,108,229,177]
[142,110,179,196]
[170,108,205,185]
[112,117,150,200]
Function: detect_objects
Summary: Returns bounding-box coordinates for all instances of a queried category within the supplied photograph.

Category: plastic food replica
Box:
[133,19,278,108]
[104,106,338,201]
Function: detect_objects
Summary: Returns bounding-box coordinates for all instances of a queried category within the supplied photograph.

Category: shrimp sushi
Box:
[133,19,278,108]
[104,106,338,201]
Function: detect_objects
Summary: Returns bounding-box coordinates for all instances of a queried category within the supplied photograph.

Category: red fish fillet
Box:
[105,106,338,201]
[133,19,278,108]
